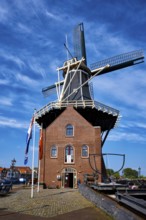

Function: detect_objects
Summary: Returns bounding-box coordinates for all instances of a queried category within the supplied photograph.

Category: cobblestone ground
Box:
[0,186,111,219]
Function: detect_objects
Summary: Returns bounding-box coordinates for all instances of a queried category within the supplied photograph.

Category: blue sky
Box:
[0,0,146,176]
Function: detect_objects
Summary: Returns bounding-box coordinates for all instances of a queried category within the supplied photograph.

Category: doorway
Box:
[65,173,73,188]
[61,168,77,188]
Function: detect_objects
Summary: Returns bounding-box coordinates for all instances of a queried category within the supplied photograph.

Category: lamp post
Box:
[138,167,141,178]
[11,158,16,169]
[10,158,16,178]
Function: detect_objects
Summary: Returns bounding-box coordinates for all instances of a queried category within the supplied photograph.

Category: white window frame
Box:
[50,145,58,158]
[64,145,75,163]
[66,124,74,137]
[81,145,89,158]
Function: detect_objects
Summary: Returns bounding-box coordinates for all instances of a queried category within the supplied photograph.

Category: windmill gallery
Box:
[33,23,144,188]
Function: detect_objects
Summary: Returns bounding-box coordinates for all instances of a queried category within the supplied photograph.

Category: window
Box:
[65,145,74,163]
[51,145,57,158]
[81,145,89,157]
[66,124,74,136]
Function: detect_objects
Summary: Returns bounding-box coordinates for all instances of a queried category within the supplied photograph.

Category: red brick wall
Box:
[40,106,102,188]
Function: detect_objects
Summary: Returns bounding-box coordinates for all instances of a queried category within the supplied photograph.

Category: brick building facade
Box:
[40,106,102,188]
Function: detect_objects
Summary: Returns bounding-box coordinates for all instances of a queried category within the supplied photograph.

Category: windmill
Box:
[39,22,144,146]
[42,23,144,103]
[35,23,144,181]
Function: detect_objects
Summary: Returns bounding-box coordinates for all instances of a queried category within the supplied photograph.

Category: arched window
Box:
[65,145,74,163]
[50,145,57,158]
[81,145,89,157]
[66,124,74,136]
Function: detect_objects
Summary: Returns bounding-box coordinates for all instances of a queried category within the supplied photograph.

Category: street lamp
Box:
[11,158,16,169]
[10,158,16,178]
[138,167,141,178]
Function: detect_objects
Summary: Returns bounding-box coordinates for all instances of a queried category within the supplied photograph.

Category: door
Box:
[61,168,77,188]
[64,173,73,188]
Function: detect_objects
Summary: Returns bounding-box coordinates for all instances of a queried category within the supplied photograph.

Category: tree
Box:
[122,168,138,179]
[106,169,114,176]
[106,169,120,179]
[113,172,120,179]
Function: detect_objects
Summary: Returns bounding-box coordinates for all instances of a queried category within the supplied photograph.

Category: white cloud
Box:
[86,21,142,64]
[15,73,39,87]
[45,10,62,21]
[0,116,27,129]
[49,58,62,73]
[120,120,146,129]
[109,131,146,143]
[0,5,9,23]
[0,79,10,85]
[0,97,13,106]
[20,99,39,111]
[28,62,47,80]
[17,23,32,33]
[93,68,146,111]
[0,50,25,69]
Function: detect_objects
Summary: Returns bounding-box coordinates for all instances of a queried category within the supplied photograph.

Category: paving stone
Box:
[0,186,112,219]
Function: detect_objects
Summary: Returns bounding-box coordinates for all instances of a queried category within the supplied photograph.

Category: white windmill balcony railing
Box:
[35,100,119,119]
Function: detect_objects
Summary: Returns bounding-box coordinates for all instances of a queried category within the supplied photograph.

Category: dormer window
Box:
[66,124,74,136]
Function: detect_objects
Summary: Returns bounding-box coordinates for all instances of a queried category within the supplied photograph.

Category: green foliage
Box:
[106,168,146,179]
[106,169,114,176]
[139,175,146,179]
[113,172,120,179]
[106,169,120,179]
[122,168,138,179]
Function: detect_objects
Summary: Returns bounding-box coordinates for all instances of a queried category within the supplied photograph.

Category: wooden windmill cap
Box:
[62,58,91,77]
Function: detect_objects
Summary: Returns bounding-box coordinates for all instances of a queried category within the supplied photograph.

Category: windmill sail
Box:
[73,23,87,65]
[42,81,64,98]
[91,49,144,76]
[42,84,56,97]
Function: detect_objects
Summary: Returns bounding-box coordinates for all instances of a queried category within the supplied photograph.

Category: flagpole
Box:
[37,159,40,192]
[37,123,43,193]
[31,111,36,198]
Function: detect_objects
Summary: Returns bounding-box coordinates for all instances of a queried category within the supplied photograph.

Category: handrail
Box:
[35,100,119,119]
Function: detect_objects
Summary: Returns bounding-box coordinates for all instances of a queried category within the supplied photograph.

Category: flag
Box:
[24,155,28,165]
[39,128,43,160]
[24,116,34,165]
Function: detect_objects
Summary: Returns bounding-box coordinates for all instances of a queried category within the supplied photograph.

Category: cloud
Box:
[120,120,146,130]
[45,10,62,21]
[0,116,27,129]
[0,97,13,106]
[17,23,32,33]
[0,50,25,69]
[0,4,9,23]
[85,19,144,65]
[15,73,39,87]
[0,79,10,85]
[93,67,146,111]
[49,58,63,73]
[109,131,146,143]
[28,62,47,80]
[20,99,39,112]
